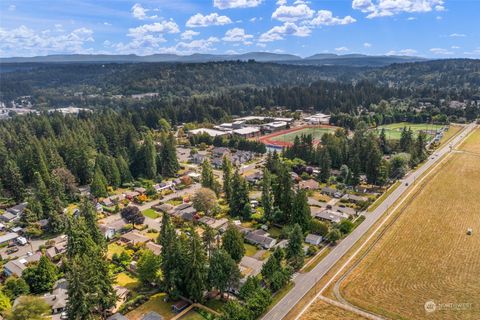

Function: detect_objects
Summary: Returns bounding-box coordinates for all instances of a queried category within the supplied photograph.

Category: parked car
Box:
[6,247,19,254]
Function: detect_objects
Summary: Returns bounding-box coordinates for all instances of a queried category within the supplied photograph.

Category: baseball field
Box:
[374,122,444,140]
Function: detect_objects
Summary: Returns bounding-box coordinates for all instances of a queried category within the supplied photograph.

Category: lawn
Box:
[116,272,140,290]
[179,311,204,320]
[126,293,176,320]
[143,208,159,219]
[338,128,480,320]
[204,299,226,312]
[107,243,126,259]
[244,243,259,257]
[374,122,444,140]
[270,127,336,144]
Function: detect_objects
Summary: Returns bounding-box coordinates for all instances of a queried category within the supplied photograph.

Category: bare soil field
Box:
[338,128,480,320]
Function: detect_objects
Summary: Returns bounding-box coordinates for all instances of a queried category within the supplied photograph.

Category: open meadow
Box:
[375,122,444,140]
[338,127,480,320]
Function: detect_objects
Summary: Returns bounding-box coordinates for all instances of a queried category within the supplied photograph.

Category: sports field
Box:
[374,122,444,140]
[259,125,338,148]
[338,127,480,319]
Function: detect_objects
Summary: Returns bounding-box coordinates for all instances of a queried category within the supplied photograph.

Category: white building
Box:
[188,128,230,137]
[304,113,331,125]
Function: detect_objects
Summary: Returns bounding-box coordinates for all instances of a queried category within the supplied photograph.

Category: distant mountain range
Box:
[0,52,427,67]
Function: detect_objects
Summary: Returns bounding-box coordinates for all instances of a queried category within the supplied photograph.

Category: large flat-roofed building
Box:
[304,113,331,125]
[188,128,231,137]
[263,121,287,132]
[232,127,261,139]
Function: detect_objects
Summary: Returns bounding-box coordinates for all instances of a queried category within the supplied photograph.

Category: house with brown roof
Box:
[298,179,320,190]
[120,231,151,246]
[146,242,162,255]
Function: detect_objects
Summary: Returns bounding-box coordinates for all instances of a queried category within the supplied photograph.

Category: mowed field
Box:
[339,127,480,319]
[374,122,444,140]
[301,300,369,320]
[270,127,336,143]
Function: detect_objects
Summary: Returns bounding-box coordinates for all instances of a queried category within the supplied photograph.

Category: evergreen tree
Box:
[222,156,233,202]
[159,133,180,177]
[90,166,108,198]
[318,147,331,183]
[208,249,241,297]
[272,164,294,223]
[261,168,274,223]
[142,134,157,179]
[184,229,207,302]
[291,190,311,230]
[201,159,215,190]
[116,156,133,184]
[3,159,25,201]
[365,137,383,185]
[202,226,217,258]
[22,255,58,294]
[159,213,180,294]
[286,224,305,270]
[3,277,30,300]
[5,296,50,320]
[230,170,251,220]
[221,224,245,263]
[137,250,160,285]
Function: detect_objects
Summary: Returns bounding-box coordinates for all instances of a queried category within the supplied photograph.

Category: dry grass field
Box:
[301,300,369,320]
[338,127,480,320]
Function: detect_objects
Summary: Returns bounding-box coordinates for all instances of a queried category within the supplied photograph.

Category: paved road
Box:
[262,123,477,320]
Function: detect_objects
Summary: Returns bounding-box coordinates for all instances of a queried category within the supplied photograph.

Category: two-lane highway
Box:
[262,123,477,320]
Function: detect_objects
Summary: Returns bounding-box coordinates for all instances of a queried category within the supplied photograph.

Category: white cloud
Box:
[175,37,220,53]
[276,0,287,5]
[335,46,349,52]
[364,42,372,47]
[186,13,232,27]
[259,22,311,42]
[386,48,417,55]
[0,25,94,57]
[222,28,254,43]
[103,22,112,26]
[353,0,445,19]
[436,15,442,20]
[131,3,158,20]
[272,4,315,22]
[250,17,263,22]
[181,30,200,40]
[430,47,453,55]
[256,42,267,48]
[407,16,417,20]
[449,33,466,38]
[214,0,263,9]
[451,46,460,49]
[463,48,480,56]
[309,10,356,26]
[128,21,180,38]
[8,4,16,11]
[225,49,239,54]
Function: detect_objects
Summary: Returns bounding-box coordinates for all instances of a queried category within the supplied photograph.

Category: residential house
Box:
[45,240,67,260]
[134,187,147,194]
[190,153,206,165]
[99,217,127,239]
[245,171,263,185]
[212,147,230,158]
[1,202,28,222]
[153,203,174,214]
[244,229,277,249]
[102,198,114,207]
[0,232,19,245]
[124,191,140,200]
[198,217,228,230]
[112,286,130,313]
[342,194,368,203]
[146,242,162,255]
[321,187,343,198]
[4,252,42,277]
[43,278,68,315]
[311,206,348,224]
[120,231,151,246]
[107,314,129,320]
[299,179,320,190]
[141,311,164,320]
[305,234,322,246]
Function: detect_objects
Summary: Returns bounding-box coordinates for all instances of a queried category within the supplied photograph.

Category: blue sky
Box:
[0,0,478,58]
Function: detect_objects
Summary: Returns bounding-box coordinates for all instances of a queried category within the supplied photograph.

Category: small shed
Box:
[305,234,322,246]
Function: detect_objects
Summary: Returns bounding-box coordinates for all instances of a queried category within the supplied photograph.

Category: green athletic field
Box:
[270,127,337,143]
[374,122,444,140]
